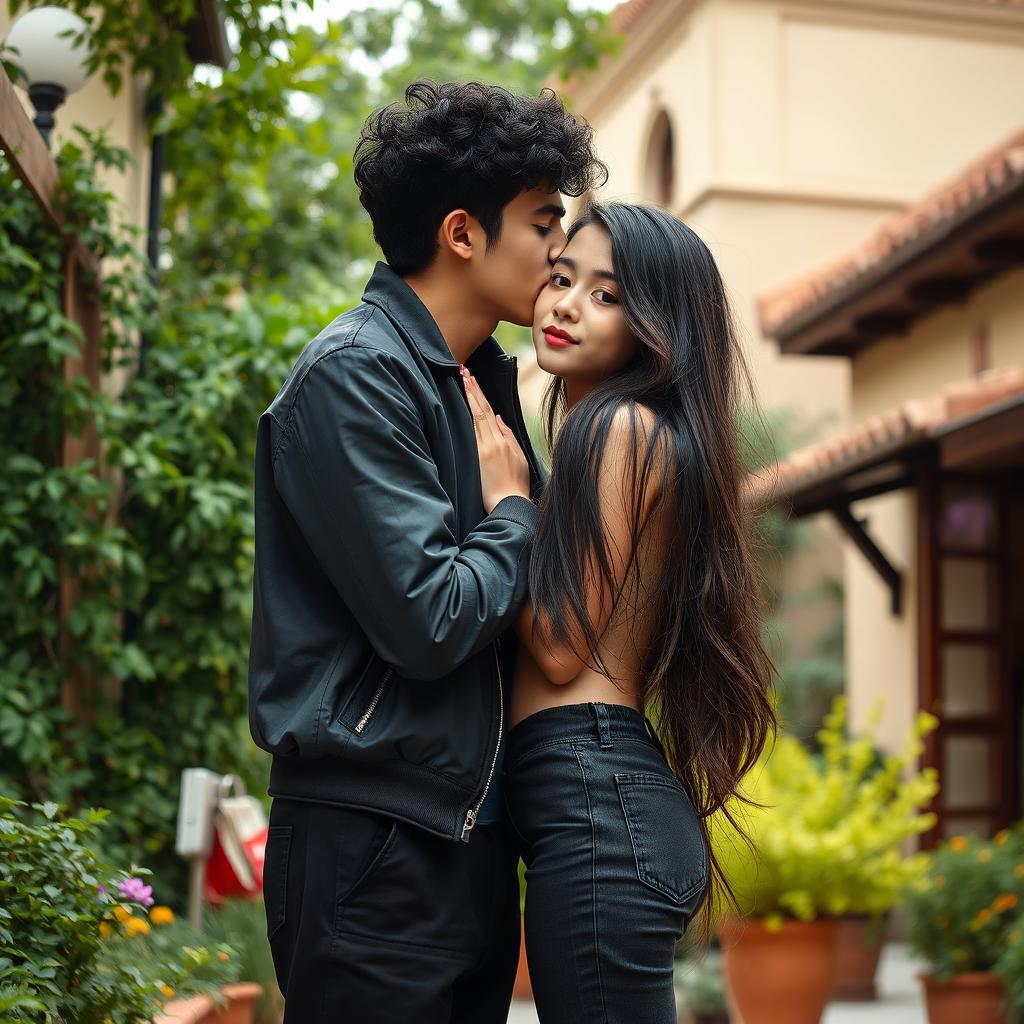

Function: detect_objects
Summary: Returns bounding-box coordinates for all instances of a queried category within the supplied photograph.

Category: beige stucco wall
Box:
[571,0,1024,419]
[842,269,1024,743]
[843,492,919,751]
[558,0,1024,718]
[1,10,151,231]
[851,270,1024,421]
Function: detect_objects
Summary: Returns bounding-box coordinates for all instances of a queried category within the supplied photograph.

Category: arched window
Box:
[644,110,675,207]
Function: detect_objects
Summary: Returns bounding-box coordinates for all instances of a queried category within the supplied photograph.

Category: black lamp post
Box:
[4,6,92,149]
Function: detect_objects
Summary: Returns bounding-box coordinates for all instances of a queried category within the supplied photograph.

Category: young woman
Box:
[463,202,776,1023]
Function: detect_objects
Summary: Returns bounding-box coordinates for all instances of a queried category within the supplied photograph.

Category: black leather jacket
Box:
[248,263,545,843]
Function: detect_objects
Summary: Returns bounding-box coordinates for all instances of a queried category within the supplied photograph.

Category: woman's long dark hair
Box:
[530,202,777,934]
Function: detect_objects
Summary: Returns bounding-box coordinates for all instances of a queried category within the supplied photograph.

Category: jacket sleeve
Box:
[272,343,539,681]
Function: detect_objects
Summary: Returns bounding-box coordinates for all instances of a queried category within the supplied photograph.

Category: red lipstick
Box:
[542,325,577,348]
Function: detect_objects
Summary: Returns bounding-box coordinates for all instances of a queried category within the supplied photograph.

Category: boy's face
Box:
[470,186,567,327]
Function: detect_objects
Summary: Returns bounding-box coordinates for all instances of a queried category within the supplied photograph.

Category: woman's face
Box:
[532,223,639,393]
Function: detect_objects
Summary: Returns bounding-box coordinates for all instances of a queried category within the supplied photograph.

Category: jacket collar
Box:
[361,261,506,370]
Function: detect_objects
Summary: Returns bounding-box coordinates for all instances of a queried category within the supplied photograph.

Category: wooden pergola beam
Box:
[0,69,61,230]
[2,69,103,718]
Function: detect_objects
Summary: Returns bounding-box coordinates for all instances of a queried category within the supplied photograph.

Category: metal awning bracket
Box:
[830,504,904,616]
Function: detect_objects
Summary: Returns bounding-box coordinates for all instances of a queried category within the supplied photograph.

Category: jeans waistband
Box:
[506,701,666,758]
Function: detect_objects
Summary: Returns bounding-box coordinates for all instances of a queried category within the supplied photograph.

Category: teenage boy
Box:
[248,80,605,1022]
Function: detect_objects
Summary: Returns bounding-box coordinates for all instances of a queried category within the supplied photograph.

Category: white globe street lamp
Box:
[4,6,93,148]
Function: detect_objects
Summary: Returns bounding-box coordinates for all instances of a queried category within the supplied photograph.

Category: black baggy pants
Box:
[263,799,520,1024]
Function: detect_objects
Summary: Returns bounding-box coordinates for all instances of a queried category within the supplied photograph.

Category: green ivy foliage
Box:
[0,132,149,806]
[0,133,339,892]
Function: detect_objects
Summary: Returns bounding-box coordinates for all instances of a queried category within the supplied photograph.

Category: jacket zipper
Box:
[354,668,394,733]
[461,643,504,842]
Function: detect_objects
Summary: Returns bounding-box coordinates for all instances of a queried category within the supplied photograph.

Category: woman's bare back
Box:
[509,497,670,727]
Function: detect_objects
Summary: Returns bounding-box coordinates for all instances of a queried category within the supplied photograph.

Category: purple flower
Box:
[97,884,107,895]
[117,877,154,907]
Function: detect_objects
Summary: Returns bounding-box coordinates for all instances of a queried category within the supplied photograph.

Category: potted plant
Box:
[710,698,938,1024]
[905,826,1024,1024]
[813,699,939,1001]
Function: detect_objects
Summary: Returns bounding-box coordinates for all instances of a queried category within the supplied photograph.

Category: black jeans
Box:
[263,800,520,1023]
[505,702,708,1024]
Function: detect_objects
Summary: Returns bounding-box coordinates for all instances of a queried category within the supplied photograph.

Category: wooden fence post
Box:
[2,69,103,719]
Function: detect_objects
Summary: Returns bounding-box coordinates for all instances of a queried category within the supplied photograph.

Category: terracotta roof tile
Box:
[611,0,660,32]
[746,366,1024,506]
[759,126,1024,338]
[610,0,1024,44]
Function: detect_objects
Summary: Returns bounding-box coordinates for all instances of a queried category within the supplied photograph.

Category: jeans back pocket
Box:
[615,773,707,905]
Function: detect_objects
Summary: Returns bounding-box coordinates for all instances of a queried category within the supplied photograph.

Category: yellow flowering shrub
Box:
[905,824,1024,994]
[709,697,938,922]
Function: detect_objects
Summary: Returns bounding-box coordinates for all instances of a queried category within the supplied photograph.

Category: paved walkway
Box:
[506,943,927,1023]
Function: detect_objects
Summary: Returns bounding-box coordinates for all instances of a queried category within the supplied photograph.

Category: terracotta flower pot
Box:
[717,917,839,1024]
[155,982,263,1024]
[512,922,532,1001]
[831,916,884,1001]
[920,971,1007,1024]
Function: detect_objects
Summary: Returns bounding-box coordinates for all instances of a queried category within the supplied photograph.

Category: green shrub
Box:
[0,798,232,1022]
[710,697,938,923]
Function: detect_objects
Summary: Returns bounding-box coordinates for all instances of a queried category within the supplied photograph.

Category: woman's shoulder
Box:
[604,401,660,443]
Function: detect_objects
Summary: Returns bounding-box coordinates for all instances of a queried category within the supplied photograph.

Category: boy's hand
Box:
[462,367,530,514]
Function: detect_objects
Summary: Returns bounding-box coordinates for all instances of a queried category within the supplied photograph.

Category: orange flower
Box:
[995,830,1010,845]
[948,836,968,853]
[99,921,113,939]
[218,951,231,962]
[123,916,151,937]
[977,848,993,863]
[149,906,175,926]
[970,909,992,932]
[112,905,133,923]
[160,985,175,999]
[992,894,1019,914]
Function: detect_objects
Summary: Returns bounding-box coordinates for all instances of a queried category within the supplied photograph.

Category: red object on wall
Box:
[203,796,267,905]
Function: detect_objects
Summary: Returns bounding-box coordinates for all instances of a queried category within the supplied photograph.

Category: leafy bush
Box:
[906,825,1024,1000]
[710,697,938,923]
[0,798,232,1023]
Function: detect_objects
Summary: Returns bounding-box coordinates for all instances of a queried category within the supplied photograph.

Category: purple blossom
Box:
[97,884,107,895]
[117,877,154,907]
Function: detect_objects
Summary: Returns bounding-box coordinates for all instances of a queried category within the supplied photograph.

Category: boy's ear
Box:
[438,209,477,262]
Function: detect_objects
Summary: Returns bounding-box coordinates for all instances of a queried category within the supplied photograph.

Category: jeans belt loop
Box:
[592,702,614,749]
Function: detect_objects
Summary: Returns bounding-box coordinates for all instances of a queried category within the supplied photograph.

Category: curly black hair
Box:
[354,80,607,275]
